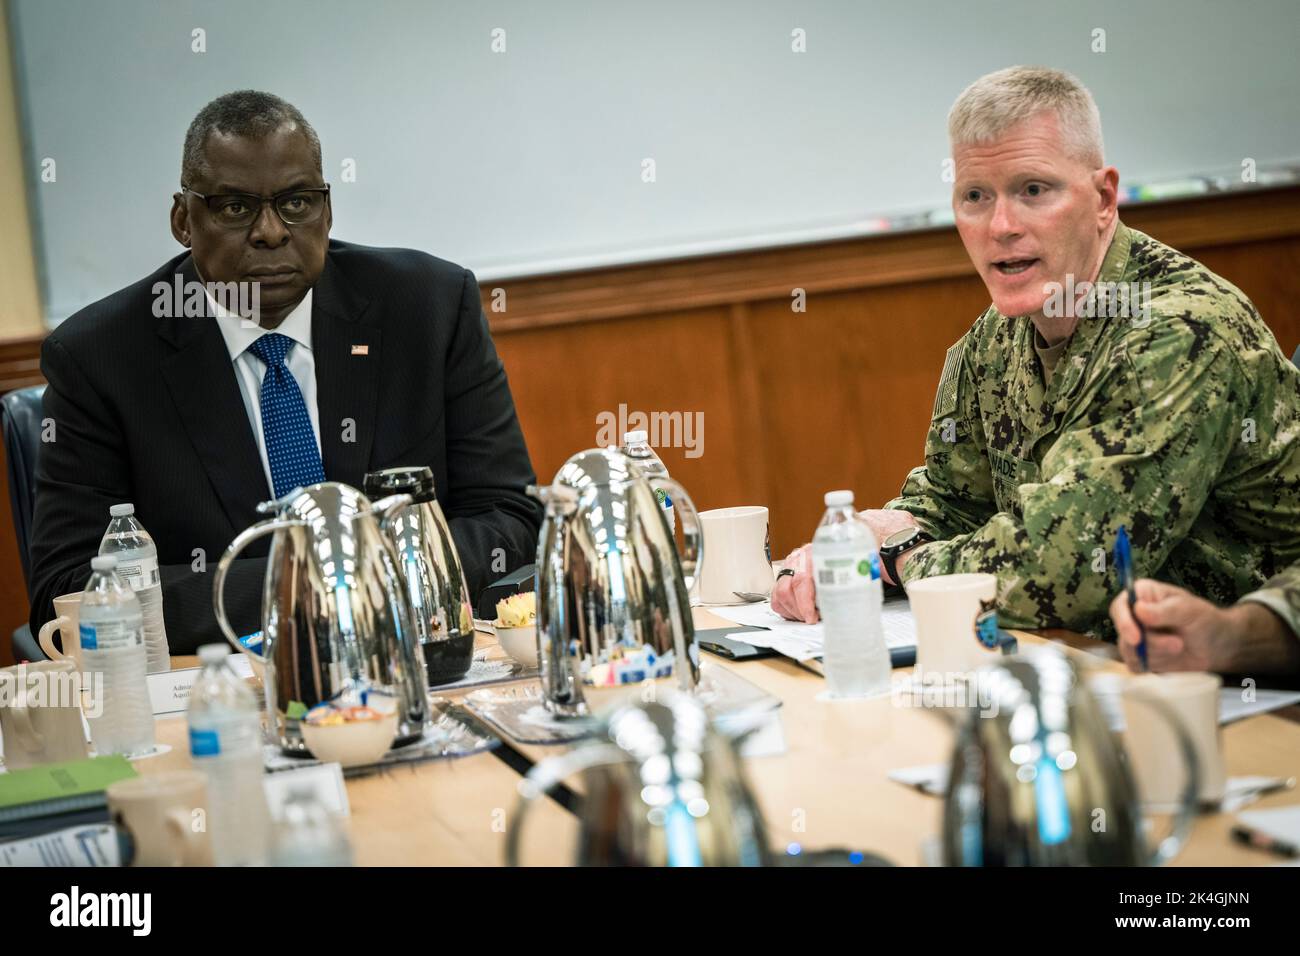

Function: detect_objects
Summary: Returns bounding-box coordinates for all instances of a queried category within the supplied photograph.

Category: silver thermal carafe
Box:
[941,646,1200,866]
[506,693,772,866]
[213,482,431,753]
[364,467,475,687]
[528,447,703,718]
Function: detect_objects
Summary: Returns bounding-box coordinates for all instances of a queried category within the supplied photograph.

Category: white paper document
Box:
[1236,805,1300,846]
[1217,688,1300,725]
[0,823,125,867]
[707,597,917,662]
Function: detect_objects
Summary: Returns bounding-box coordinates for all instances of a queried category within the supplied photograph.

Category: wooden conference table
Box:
[144,609,1300,867]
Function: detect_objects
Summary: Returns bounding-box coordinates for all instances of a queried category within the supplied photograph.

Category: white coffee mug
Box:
[38,592,83,670]
[107,771,214,867]
[906,573,999,676]
[1121,671,1226,807]
[696,506,773,604]
[0,659,89,770]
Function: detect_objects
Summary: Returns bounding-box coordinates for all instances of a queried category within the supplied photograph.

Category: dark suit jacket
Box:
[29,240,543,654]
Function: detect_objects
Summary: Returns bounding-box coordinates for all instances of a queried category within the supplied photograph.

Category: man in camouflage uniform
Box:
[773,66,1300,658]
[1110,568,1300,675]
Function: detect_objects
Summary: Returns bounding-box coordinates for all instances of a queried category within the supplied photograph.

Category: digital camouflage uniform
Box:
[1239,564,1300,641]
[886,221,1300,635]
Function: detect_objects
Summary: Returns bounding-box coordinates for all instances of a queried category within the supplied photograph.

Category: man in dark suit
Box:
[28,91,542,654]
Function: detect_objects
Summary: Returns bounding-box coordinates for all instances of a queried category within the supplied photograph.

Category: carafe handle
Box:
[212,518,298,664]
[1122,692,1201,865]
[646,477,703,592]
[505,743,624,866]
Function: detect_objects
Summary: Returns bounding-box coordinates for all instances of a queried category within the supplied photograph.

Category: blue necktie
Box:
[248,333,326,498]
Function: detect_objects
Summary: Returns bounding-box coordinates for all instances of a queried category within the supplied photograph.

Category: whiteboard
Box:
[11,0,1300,325]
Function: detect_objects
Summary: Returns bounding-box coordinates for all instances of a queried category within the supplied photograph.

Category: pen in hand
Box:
[1114,525,1148,671]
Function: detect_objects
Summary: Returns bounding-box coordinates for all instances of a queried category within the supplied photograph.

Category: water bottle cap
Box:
[824,490,854,507]
[198,643,231,663]
[109,503,135,517]
[623,430,648,444]
[91,555,118,572]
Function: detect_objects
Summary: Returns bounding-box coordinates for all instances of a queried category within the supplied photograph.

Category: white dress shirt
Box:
[209,289,321,497]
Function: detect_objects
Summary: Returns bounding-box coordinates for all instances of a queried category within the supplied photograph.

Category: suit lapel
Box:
[158,256,272,532]
[312,255,379,488]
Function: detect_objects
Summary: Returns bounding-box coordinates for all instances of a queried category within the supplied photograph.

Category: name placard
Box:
[146,654,255,717]
[263,763,351,819]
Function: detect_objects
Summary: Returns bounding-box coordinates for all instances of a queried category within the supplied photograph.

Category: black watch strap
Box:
[881,528,933,586]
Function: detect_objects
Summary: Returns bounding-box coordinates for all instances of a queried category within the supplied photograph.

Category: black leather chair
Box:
[2,385,47,661]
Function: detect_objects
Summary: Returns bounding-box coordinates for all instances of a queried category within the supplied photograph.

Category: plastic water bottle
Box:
[271,787,355,866]
[811,490,891,698]
[188,643,272,866]
[80,555,155,757]
[621,429,675,536]
[99,503,170,674]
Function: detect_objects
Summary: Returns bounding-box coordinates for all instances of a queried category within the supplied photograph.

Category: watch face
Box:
[883,527,919,551]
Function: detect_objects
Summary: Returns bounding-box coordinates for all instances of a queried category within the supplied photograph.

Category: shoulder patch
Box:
[933,338,965,420]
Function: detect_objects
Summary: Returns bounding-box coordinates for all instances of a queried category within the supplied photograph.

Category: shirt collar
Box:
[210,288,314,362]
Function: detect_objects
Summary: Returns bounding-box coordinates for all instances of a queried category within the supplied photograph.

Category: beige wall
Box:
[0,0,44,340]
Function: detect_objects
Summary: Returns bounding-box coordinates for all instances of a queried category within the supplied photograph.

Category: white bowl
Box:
[496,625,539,667]
[300,710,399,768]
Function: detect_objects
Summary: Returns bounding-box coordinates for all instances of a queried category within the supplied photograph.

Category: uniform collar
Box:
[1046,219,1132,403]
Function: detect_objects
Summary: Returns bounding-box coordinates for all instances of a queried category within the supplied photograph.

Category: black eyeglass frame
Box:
[180,183,332,228]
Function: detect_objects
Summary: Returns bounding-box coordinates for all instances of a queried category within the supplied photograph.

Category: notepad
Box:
[0,756,137,841]
[0,755,136,812]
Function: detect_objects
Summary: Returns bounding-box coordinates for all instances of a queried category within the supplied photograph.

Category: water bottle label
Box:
[654,487,673,510]
[115,556,160,591]
[190,728,221,757]
[79,620,143,651]
[814,552,879,590]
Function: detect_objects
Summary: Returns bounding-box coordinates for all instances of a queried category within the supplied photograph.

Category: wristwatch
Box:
[879,527,934,586]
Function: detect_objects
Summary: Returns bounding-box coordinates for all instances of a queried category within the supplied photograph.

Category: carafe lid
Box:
[363,467,437,503]
[555,447,639,492]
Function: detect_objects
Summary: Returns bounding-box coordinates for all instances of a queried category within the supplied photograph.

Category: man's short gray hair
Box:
[948,66,1104,168]
[182,90,321,186]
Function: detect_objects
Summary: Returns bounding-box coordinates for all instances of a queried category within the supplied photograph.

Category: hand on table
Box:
[771,509,919,622]
[771,544,818,623]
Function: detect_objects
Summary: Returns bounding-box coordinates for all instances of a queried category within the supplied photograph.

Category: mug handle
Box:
[646,477,703,592]
[1121,692,1202,865]
[163,807,209,867]
[505,743,624,867]
[7,696,45,754]
[212,518,298,663]
[38,615,72,662]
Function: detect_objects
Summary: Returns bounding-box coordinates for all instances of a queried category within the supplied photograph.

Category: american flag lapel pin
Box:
[351,344,369,356]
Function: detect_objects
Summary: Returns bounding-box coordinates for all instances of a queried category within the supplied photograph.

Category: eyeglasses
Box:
[180,183,331,228]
